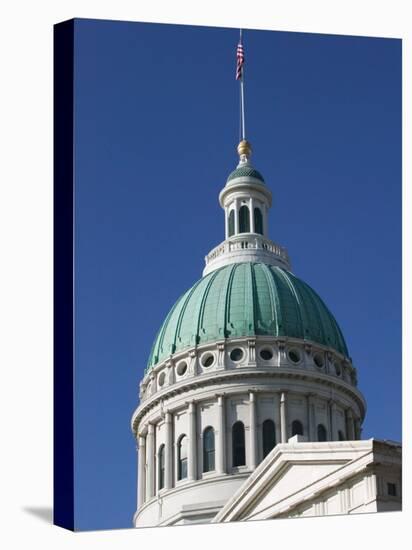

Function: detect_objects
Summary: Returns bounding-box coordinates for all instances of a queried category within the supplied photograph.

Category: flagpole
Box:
[239,29,246,141]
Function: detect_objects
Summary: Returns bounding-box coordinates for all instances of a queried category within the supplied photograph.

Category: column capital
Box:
[280,390,288,402]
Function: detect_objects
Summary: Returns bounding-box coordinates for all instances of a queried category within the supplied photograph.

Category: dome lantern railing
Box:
[203,233,291,275]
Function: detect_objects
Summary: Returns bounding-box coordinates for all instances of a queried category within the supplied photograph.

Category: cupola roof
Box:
[226,164,265,184]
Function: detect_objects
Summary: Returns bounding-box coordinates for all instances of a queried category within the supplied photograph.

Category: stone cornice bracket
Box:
[188,349,198,376]
[277,339,286,352]
[304,343,312,357]
[247,339,256,363]
[165,360,174,386]
[217,341,226,367]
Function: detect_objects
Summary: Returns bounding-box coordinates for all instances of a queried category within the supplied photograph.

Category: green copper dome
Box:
[227,165,265,183]
[147,263,348,371]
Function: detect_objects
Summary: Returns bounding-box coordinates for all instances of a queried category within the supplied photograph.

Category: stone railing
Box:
[204,234,291,271]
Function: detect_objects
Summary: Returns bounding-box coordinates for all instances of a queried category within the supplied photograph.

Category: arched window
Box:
[239,205,250,233]
[203,427,215,472]
[262,419,276,458]
[338,430,345,441]
[317,424,327,442]
[254,207,263,235]
[158,444,165,490]
[228,210,235,237]
[232,421,246,466]
[291,420,304,437]
[177,435,188,480]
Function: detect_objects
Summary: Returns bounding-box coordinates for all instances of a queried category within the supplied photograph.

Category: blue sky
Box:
[72,19,401,531]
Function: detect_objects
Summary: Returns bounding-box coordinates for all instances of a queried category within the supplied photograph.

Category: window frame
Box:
[262,418,276,459]
[232,420,246,467]
[202,426,215,473]
[177,434,188,481]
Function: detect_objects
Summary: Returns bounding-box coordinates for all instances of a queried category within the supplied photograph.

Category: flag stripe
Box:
[236,42,244,80]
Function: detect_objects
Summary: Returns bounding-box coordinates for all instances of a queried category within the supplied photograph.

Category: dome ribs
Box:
[288,271,325,345]
[194,267,223,346]
[269,266,304,340]
[246,263,257,335]
[259,263,280,335]
[145,263,350,372]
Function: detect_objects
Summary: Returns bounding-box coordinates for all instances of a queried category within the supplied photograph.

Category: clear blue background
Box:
[73,19,401,531]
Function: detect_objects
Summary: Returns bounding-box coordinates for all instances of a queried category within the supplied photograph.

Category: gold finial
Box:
[237,139,252,159]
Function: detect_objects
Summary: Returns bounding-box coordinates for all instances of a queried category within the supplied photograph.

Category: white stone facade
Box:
[214,438,402,522]
[131,335,365,527]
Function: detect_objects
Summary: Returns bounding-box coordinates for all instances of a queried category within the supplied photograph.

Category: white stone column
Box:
[280,391,288,443]
[217,395,226,474]
[329,401,338,441]
[354,418,361,440]
[306,393,314,441]
[346,409,355,440]
[137,434,146,508]
[188,401,197,480]
[224,207,229,239]
[234,199,239,235]
[165,411,173,489]
[250,197,255,233]
[249,391,257,468]
[263,204,269,237]
[146,423,155,500]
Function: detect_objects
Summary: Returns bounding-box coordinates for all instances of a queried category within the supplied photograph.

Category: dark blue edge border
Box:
[53,18,75,531]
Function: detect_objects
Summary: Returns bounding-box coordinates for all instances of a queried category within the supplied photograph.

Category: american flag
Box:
[236,41,244,80]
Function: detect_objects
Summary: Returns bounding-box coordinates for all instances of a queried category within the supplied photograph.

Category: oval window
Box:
[313,353,324,368]
[288,349,301,364]
[201,353,215,368]
[230,348,244,362]
[176,361,188,376]
[260,348,273,361]
[158,371,166,386]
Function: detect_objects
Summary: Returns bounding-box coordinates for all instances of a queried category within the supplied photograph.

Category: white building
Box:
[130,139,401,528]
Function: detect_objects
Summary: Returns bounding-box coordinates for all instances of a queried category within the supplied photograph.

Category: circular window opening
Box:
[288,349,301,364]
[334,362,342,376]
[230,348,244,362]
[260,348,273,361]
[201,353,214,368]
[158,372,166,386]
[176,361,188,376]
[313,353,324,368]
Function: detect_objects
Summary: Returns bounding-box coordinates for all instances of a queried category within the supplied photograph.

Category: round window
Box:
[313,353,324,368]
[288,349,301,364]
[158,371,166,386]
[201,353,215,368]
[230,348,244,362]
[176,361,188,376]
[260,348,273,361]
